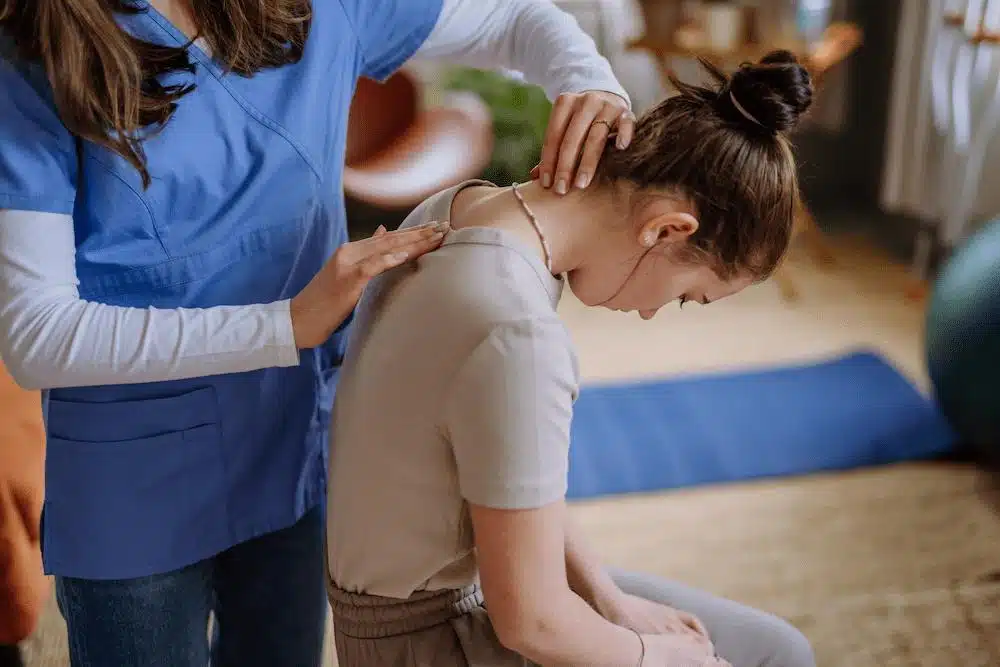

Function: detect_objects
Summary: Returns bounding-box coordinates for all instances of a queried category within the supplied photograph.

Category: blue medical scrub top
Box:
[0,0,443,580]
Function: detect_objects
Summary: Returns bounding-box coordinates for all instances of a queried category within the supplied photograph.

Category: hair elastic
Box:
[729,90,767,130]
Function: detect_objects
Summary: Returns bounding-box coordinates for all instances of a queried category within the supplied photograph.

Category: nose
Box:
[639,309,658,320]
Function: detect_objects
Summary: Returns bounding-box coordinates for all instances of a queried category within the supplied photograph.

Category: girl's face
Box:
[566,205,755,320]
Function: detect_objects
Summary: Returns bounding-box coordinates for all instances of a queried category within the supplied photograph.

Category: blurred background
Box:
[13,1,1000,665]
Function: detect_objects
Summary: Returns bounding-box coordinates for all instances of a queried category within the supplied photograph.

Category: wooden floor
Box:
[19,230,1000,666]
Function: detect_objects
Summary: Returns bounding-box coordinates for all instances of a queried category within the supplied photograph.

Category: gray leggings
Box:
[329,571,815,667]
[610,569,816,667]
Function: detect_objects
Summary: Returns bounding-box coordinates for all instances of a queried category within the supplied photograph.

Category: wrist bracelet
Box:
[631,628,645,667]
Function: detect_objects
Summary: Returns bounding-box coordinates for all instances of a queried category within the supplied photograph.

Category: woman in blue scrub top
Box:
[0,1,633,665]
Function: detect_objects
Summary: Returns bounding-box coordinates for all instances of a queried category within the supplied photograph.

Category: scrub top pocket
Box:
[43,387,230,580]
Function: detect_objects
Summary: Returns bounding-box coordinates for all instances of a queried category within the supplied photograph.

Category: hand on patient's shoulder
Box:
[290,221,449,349]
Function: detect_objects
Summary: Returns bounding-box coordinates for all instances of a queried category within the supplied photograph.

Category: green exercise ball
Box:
[926,218,1000,460]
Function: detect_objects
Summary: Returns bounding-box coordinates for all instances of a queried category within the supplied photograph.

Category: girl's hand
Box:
[606,591,711,647]
[532,90,635,194]
[642,632,733,667]
[290,221,449,349]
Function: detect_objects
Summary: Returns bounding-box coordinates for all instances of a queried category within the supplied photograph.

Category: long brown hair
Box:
[596,50,814,280]
[0,0,312,187]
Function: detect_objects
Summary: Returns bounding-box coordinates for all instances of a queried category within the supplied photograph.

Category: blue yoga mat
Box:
[567,351,957,500]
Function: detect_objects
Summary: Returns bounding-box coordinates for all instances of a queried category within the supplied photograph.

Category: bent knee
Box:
[755,615,815,667]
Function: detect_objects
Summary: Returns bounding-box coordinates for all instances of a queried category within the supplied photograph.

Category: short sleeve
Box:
[444,318,579,510]
[337,0,445,81]
[0,57,77,214]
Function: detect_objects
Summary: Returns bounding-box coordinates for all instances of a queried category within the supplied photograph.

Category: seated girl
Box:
[325,52,817,667]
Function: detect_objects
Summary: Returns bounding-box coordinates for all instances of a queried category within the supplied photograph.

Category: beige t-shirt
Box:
[326,181,579,599]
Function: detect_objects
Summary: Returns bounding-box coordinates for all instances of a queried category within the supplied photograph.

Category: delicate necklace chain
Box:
[511,182,553,273]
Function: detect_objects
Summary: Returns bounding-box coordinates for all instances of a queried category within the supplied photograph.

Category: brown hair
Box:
[0,0,311,188]
[596,50,814,280]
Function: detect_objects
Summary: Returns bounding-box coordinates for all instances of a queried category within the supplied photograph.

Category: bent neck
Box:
[450,180,619,276]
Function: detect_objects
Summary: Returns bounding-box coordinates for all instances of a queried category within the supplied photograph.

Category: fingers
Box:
[351,222,449,280]
[364,221,446,247]
[575,105,627,190]
[550,94,606,193]
[399,226,449,261]
[537,91,635,194]
[615,108,636,150]
[344,221,449,264]
[356,248,412,281]
[537,94,577,191]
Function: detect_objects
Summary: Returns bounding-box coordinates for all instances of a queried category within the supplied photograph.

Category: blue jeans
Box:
[55,506,327,667]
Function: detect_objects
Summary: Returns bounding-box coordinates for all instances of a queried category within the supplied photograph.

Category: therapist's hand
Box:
[532,90,635,194]
[290,221,450,349]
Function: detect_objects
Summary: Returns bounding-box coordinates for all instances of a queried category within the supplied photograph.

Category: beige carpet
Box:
[571,463,1000,667]
[21,232,1000,666]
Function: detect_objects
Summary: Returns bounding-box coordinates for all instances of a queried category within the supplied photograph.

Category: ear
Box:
[637,212,699,248]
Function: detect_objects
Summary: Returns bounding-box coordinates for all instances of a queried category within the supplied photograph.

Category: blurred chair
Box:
[343,69,494,211]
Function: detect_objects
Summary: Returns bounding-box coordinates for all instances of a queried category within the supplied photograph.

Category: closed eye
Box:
[679,296,711,308]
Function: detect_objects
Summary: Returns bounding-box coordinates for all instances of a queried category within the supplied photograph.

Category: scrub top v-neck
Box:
[0,0,443,580]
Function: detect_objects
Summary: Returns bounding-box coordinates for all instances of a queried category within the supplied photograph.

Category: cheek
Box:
[617,258,694,309]
[631,268,684,307]
[567,254,699,310]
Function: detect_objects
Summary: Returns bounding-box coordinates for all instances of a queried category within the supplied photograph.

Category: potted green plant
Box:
[441,67,553,186]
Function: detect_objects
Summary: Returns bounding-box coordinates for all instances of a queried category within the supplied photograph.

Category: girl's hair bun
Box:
[726,50,814,134]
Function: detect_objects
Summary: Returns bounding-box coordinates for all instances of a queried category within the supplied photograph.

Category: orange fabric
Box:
[0,362,46,644]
